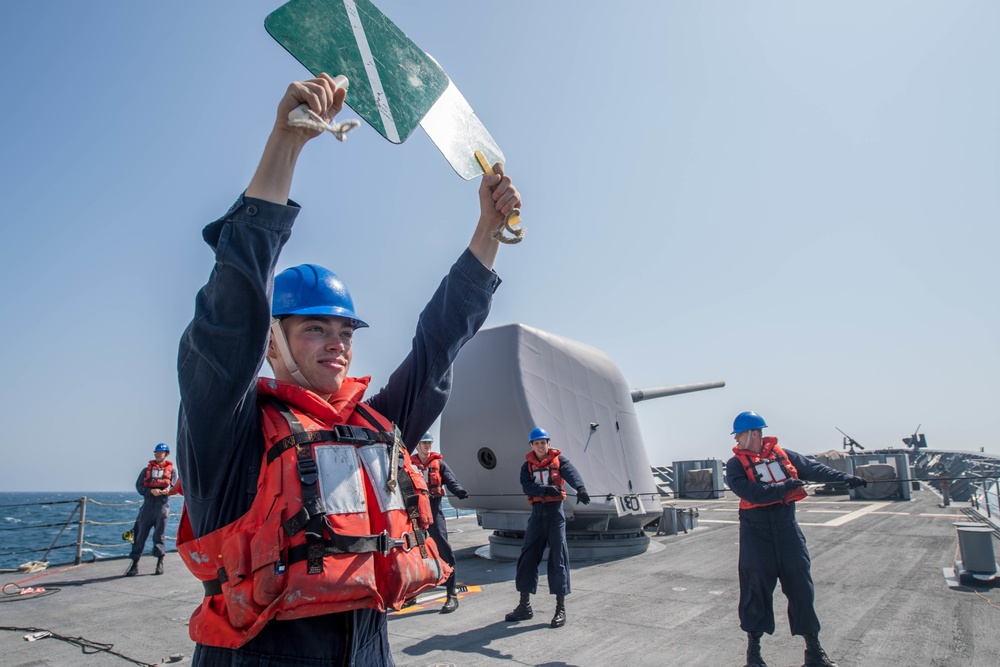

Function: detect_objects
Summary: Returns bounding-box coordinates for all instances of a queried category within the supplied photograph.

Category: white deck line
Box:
[820,501,887,526]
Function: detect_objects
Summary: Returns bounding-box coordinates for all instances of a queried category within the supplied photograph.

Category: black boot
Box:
[744,632,767,667]
[505,592,533,621]
[155,557,164,575]
[124,559,139,577]
[803,634,838,667]
[441,586,459,614]
[550,594,566,628]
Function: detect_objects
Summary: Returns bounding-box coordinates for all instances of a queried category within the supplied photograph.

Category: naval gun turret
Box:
[440,323,724,559]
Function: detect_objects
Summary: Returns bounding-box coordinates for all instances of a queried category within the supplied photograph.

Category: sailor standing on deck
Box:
[726,411,868,667]
[412,432,469,613]
[174,74,521,667]
[124,443,178,577]
[505,427,590,628]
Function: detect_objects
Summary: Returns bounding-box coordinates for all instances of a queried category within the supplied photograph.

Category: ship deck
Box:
[2,488,998,667]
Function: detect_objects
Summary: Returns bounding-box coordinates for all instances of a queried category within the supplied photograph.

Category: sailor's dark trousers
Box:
[737,504,820,636]
[130,497,169,560]
[515,501,571,596]
[429,496,456,590]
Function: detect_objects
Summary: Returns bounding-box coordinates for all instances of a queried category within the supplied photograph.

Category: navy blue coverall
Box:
[515,455,586,596]
[726,442,853,636]
[129,463,175,560]
[177,194,501,667]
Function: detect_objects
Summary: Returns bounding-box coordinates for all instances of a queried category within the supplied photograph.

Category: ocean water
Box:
[0,491,473,571]
[0,491,176,571]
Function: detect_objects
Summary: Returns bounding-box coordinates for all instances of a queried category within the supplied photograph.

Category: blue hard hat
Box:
[272,264,369,329]
[420,433,434,442]
[154,443,170,453]
[732,411,767,435]
[528,427,550,443]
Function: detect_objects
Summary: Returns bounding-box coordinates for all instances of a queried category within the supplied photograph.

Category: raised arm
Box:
[366,168,521,445]
[177,76,347,532]
[468,161,521,270]
[246,74,347,204]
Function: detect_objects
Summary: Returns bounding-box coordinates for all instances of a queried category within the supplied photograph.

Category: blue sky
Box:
[1,1,996,492]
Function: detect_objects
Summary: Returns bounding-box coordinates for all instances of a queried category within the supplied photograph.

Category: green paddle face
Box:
[266,0,449,144]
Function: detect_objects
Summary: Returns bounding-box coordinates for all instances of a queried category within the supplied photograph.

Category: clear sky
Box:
[1,1,996,492]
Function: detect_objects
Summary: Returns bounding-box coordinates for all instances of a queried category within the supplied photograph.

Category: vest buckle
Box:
[377,530,411,556]
[297,456,319,486]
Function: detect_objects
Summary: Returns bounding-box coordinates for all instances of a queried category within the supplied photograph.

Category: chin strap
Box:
[270,318,318,392]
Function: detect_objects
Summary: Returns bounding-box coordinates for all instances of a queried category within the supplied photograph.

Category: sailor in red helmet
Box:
[504,426,589,629]
[411,432,469,613]
[726,411,868,667]
[175,75,521,666]
[124,442,177,577]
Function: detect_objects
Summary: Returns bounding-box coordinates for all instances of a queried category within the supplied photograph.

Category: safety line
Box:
[343,0,399,142]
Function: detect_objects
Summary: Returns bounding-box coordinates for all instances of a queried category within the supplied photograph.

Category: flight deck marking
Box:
[391,584,482,614]
[817,502,886,526]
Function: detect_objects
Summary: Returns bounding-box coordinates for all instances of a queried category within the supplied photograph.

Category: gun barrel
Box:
[631,381,725,403]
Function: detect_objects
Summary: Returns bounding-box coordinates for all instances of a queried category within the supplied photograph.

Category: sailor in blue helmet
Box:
[725,411,868,667]
[411,432,469,613]
[505,427,590,628]
[176,75,521,666]
[124,443,178,577]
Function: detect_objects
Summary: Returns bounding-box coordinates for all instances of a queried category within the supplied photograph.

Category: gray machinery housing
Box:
[441,323,723,559]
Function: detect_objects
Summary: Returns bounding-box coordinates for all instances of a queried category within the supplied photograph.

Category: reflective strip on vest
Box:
[358,443,406,514]
[314,445,367,515]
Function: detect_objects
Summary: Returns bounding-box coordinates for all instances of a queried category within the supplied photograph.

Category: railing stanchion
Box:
[75,496,87,565]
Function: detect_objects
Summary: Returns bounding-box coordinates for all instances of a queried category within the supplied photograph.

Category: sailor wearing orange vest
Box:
[726,411,868,667]
[505,427,589,629]
[412,432,469,613]
[124,443,177,577]
[175,75,521,666]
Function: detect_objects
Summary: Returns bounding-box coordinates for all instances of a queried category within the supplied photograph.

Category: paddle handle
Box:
[474,151,521,227]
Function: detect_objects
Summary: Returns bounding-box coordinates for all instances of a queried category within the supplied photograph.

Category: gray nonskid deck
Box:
[2,489,997,666]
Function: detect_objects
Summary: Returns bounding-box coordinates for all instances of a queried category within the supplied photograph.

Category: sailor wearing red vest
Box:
[175,75,521,667]
[505,427,590,629]
[412,432,469,613]
[726,411,868,667]
[124,443,178,577]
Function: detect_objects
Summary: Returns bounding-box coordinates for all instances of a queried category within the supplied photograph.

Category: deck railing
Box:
[0,497,177,570]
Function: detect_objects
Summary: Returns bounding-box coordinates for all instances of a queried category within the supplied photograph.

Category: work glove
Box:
[455,490,469,500]
[846,476,868,488]
[783,478,805,491]
[543,485,563,497]
[576,488,591,505]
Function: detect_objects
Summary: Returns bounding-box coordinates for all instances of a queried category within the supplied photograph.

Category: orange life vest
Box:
[526,448,566,504]
[143,460,173,489]
[413,453,444,497]
[176,376,449,649]
[732,437,808,510]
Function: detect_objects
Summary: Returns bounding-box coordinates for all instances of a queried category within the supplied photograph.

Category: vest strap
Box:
[199,528,432,597]
[266,424,390,465]
[353,404,431,559]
